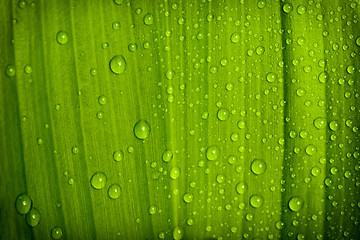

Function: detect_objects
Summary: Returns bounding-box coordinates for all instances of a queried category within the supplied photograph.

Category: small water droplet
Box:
[113,0,124,4]
[183,193,193,203]
[173,226,183,240]
[133,120,151,140]
[24,64,32,74]
[230,33,240,43]
[90,172,107,190]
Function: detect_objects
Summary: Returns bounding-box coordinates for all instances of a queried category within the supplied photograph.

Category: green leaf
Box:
[1,0,360,239]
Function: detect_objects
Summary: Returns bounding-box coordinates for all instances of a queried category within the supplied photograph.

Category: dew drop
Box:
[236,182,248,194]
[144,13,154,25]
[51,226,63,240]
[206,145,219,161]
[98,95,107,105]
[173,226,183,240]
[90,172,107,190]
[230,33,240,43]
[314,117,326,129]
[109,55,126,74]
[56,31,69,45]
[183,193,193,203]
[108,183,121,199]
[5,64,16,77]
[251,159,267,175]
[318,71,328,83]
[170,167,180,180]
[217,108,229,121]
[250,194,264,208]
[113,150,124,161]
[305,144,317,156]
[113,0,124,4]
[289,197,304,212]
[329,120,339,131]
[148,205,156,215]
[266,72,276,83]
[162,150,173,162]
[283,3,293,13]
[15,193,32,215]
[25,208,41,227]
[133,120,151,140]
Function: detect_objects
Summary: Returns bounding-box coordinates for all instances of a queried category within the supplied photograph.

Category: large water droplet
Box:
[51,226,63,239]
[113,150,124,161]
[143,13,154,25]
[90,172,107,190]
[109,55,126,74]
[173,226,183,240]
[314,117,326,129]
[5,64,16,77]
[108,183,121,199]
[329,120,339,131]
[170,167,180,179]
[250,194,264,208]
[217,108,229,121]
[56,31,69,45]
[251,159,267,175]
[289,197,304,211]
[183,193,193,203]
[162,150,173,162]
[305,144,317,156]
[133,120,151,139]
[25,208,41,227]
[148,205,156,215]
[206,145,219,161]
[230,33,240,43]
[15,193,32,215]
[236,182,248,194]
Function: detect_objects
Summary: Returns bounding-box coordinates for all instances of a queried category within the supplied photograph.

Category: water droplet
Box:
[230,33,240,43]
[276,220,285,230]
[90,172,107,190]
[5,64,16,77]
[72,146,78,154]
[162,150,173,162]
[24,64,32,74]
[228,155,237,165]
[18,0,27,8]
[250,194,264,208]
[236,182,248,194]
[170,167,180,180]
[306,144,317,156]
[173,226,183,240]
[15,193,32,215]
[25,208,41,227]
[318,71,328,83]
[356,37,360,46]
[109,55,126,74]
[183,193,193,203]
[112,21,120,30]
[329,120,339,131]
[297,5,306,14]
[128,43,137,52]
[289,197,304,212]
[217,108,229,121]
[108,183,121,199]
[56,31,69,45]
[51,226,63,239]
[143,13,154,25]
[148,205,156,215]
[237,120,245,129]
[283,3,293,13]
[266,72,276,83]
[165,70,174,80]
[206,145,219,161]
[133,120,151,140]
[314,117,326,129]
[216,174,225,183]
[347,65,355,74]
[98,95,107,105]
[251,159,267,175]
[311,167,321,177]
[257,0,266,9]
[113,150,124,161]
